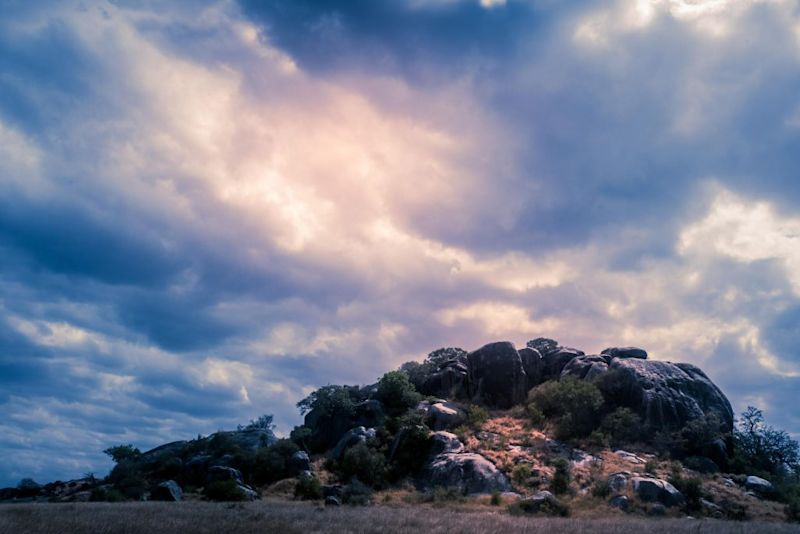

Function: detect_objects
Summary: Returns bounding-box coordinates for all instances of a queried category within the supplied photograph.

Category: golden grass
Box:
[2,499,798,534]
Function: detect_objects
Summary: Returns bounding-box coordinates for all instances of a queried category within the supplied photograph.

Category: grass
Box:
[2,500,800,534]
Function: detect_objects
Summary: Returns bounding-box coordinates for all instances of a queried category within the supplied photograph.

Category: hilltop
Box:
[2,337,799,525]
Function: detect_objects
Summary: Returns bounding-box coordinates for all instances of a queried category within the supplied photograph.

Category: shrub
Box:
[375,371,422,417]
[527,405,545,427]
[644,460,658,475]
[89,487,126,502]
[466,405,489,429]
[342,478,373,505]
[294,475,322,500]
[600,408,642,445]
[733,406,799,477]
[204,479,247,502]
[103,444,141,464]
[591,479,611,498]
[253,439,300,485]
[490,490,501,506]
[527,377,603,440]
[297,385,360,452]
[550,458,571,495]
[787,495,800,522]
[289,426,312,451]
[339,443,387,488]
[512,464,532,487]
[670,475,703,511]
[389,414,432,478]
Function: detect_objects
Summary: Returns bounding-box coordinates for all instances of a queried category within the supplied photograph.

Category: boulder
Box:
[325,496,341,506]
[541,347,585,381]
[560,355,609,380]
[330,426,376,460]
[206,466,243,484]
[606,358,734,433]
[614,450,646,464]
[526,338,560,357]
[518,347,544,388]
[745,475,774,496]
[602,347,648,360]
[515,490,567,516]
[151,480,182,502]
[426,402,465,430]
[466,342,528,408]
[322,484,343,498]
[648,503,666,516]
[609,494,630,511]
[607,472,629,493]
[237,483,258,501]
[421,453,512,495]
[210,429,276,452]
[429,432,464,456]
[422,362,469,401]
[632,476,684,507]
[288,451,311,476]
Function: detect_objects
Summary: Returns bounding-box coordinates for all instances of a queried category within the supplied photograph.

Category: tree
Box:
[734,406,800,476]
[375,371,421,417]
[103,444,141,463]
[527,377,603,440]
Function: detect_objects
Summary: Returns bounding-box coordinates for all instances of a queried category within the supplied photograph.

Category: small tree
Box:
[734,406,799,476]
[375,371,421,417]
[103,444,141,463]
[527,377,603,440]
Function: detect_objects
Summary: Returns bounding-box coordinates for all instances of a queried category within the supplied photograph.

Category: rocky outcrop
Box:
[541,347,585,381]
[467,342,529,408]
[601,347,648,360]
[151,480,182,502]
[288,451,311,476]
[745,475,774,496]
[560,355,609,380]
[606,358,734,432]
[206,466,243,484]
[514,490,568,516]
[632,476,684,507]
[429,431,465,456]
[518,347,544,389]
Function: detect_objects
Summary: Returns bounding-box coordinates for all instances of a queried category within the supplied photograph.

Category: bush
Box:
[733,406,799,477]
[204,479,247,502]
[670,475,703,511]
[389,414,432,478]
[297,385,359,452]
[89,487,126,502]
[527,405,545,427]
[342,478,373,505]
[253,439,300,485]
[339,443,387,488]
[466,405,489,429]
[644,460,658,475]
[591,479,611,498]
[786,495,800,522]
[103,444,141,464]
[294,475,322,500]
[490,490,501,506]
[527,377,603,440]
[600,408,642,445]
[512,464,532,487]
[375,371,422,417]
[550,458,571,495]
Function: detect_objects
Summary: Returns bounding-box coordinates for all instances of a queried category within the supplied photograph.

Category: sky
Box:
[1,0,800,487]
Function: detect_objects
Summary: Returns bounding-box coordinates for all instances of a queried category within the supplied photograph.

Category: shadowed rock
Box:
[151,480,182,502]
[420,452,511,495]
[560,355,609,380]
[601,347,648,360]
[632,476,684,507]
[467,342,528,408]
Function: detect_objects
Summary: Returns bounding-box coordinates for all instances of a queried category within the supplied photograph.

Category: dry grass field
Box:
[2,499,799,534]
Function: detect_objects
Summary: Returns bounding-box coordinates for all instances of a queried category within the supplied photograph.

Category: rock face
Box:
[421,401,465,430]
[601,347,648,360]
[541,347,585,381]
[632,476,684,507]
[429,431,465,456]
[607,358,734,432]
[560,355,609,380]
[467,342,529,408]
[151,480,182,502]
[206,466,243,484]
[518,348,544,389]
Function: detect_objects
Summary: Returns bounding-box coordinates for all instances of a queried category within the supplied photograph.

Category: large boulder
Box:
[211,429,276,452]
[601,347,648,360]
[466,342,528,408]
[330,426,376,460]
[605,358,734,433]
[560,355,609,380]
[745,475,774,496]
[206,466,243,484]
[288,451,311,476]
[518,348,544,389]
[425,401,465,430]
[541,347,585,381]
[422,360,470,401]
[421,452,512,495]
[429,432,464,456]
[151,480,182,502]
[632,476,684,507]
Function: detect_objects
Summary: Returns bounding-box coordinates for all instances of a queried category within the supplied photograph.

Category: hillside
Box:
[2,337,799,526]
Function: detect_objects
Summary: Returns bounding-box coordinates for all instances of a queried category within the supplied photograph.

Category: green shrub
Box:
[389,415,432,478]
[342,478,373,505]
[253,439,300,485]
[644,460,658,475]
[600,407,642,445]
[591,479,611,498]
[338,442,387,488]
[490,490,501,506]
[103,444,141,464]
[466,405,489,429]
[550,458,571,495]
[527,378,603,440]
[512,464,532,486]
[204,479,247,502]
[375,371,422,417]
[294,475,322,500]
[786,496,800,522]
[527,404,545,427]
[668,472,703,511]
